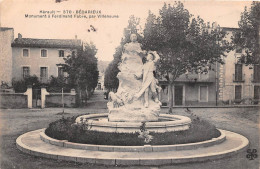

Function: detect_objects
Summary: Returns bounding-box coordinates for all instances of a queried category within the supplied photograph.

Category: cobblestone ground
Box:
[0,90,259,169]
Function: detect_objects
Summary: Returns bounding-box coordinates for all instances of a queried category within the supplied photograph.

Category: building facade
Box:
[218,28,260,104]
[159,69,217,107]
[0,27,14,84]
[158,26,260,107]
[11,34,82,83]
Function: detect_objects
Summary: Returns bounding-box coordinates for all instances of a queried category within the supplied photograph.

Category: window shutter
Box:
[235,64,242,81]
[235,85,242,100]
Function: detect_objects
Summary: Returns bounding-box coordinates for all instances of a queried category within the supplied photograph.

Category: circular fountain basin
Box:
[76,113,191,133]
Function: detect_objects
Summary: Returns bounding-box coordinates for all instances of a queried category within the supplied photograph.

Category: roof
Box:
[0,27,14,31]
[11,38,82,49]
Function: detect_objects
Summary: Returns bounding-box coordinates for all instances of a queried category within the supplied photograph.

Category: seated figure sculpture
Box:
[107,34,161,122]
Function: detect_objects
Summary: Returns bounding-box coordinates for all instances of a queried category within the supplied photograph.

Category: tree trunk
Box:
[168,82,173,113]
[257,24,260,64]
[75,87,81,107]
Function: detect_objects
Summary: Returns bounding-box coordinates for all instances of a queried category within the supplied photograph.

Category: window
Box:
[58,67,64,77]
[41,49,47,57]
[40,67,48,81]
[22,67,30,78]
[235,85,242,100]
[234,64,243,81]
[23,49,29,57]
[253,65,260,82]
[199,86,208,102]
[254,86,260,100]
[160,85,168,106]
[59,50,64,57]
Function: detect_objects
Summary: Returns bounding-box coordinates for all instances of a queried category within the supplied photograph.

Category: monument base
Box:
[107,100,160,122]
[108,109,160,122]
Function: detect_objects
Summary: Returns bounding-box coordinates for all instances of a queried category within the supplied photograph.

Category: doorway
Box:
[32,88,41,108]
[174,86,183,106]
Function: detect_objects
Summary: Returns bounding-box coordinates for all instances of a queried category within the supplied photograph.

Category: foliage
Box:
[64,43,99,91]
[104,15,143,90]
[104,47,122,90]
[63,43,99,105]
[120,15,143,45]
[232,2,260,64]
[45,116,81,140]
[142,2,231,112]
[143,2,229,76]
[0,81,11,89]
[12,75,42,92]
[45,115,220,146]
[47,76,71,93]
[73,116,92,130]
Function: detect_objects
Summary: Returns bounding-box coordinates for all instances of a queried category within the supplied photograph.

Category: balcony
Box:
[233,74,245,83]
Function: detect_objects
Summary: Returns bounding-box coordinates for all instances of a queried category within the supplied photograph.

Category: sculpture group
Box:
[108,34,162,122]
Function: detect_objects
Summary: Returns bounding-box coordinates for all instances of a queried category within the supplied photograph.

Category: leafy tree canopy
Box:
[142,2,230,81]
[64,43,99,92]
[232,1,260,64]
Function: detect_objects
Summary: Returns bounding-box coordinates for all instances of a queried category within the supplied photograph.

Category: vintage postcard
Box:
[0,0,259,169]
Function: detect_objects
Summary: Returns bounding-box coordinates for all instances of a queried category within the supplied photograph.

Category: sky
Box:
[0,0,253,61]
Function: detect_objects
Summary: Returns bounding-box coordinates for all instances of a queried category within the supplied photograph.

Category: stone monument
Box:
[107,34,162,122]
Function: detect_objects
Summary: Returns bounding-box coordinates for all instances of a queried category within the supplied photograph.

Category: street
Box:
[0,91,259,169]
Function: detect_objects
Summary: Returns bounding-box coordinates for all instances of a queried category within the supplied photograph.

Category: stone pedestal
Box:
[41,87,49,109]
[107,100,160,122]
[24,86,32,108]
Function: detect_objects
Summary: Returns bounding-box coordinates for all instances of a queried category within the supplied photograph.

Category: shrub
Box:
[45,115,221,146]
[47,76,71,93]
[12,75,42,93]
[0,81,11,89]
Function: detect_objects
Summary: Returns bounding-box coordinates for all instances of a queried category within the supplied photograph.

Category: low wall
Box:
[46,93,76,108]
[0,93,27,108]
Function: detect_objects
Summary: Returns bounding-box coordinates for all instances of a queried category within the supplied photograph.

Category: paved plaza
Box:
[0,91,259,169]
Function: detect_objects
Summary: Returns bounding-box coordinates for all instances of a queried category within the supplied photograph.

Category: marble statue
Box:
[134,51,161,108]
[107,34,161,122]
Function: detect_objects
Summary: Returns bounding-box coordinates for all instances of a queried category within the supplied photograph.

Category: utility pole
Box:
[216,62,218,106]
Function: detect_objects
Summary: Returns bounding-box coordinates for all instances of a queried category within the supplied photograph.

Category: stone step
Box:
[16,129,249,166]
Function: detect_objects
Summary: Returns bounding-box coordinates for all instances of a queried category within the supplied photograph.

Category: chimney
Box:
[75,35,77,39]
[18,33,22,39]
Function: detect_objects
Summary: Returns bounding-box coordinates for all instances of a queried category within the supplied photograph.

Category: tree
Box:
[64,43,99,106]
[142,2,230,112]
[47,76,70,93]
[12,75,41,93]
[232,1,260,64]
[104,46,122,90]
[104,15,143,90]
